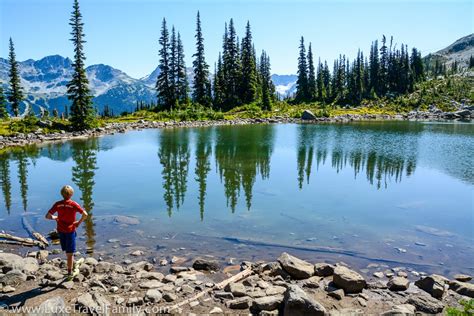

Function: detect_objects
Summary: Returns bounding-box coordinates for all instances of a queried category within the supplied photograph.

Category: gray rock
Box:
[128,261,153,272]
[76,292,110,315]
[126,297,144,306]
[130,250,144,257]
[145,289,162,303]
[94,262,112,273]
[253,295,284,311]
[38,296,67,315]
[163,274,177,283]
[405,294,444,314]
[209,307,223,314]
[455,109,471,117]
[414,274,446,298]
[2,285,15,293]
[163,293,177,302]
[226,297,251,309]
[454,274,472,282]
[314,263,334,277]
[328,289,345,300]
[139,280,164,289]
[170,266,190,273]
[388,277,410,291]
[38,250,49,261]
[301,110,316,120]
[22,257,39,274]
[283,284,326,316]
[333,266,366,293]
[278,252,314,279]
[0,270,27,286]
[381,304,416,316]
[113,215,140,225]
[225,282,247,297]
[302,276,321,289]
[61,280,74,289]
[84,257,99,266]
[373,272,385,278]
[192,258,220,272]
[449,280,474,298]
[266,285,286,296]
[181,284,194,294]
[0,253,23,273]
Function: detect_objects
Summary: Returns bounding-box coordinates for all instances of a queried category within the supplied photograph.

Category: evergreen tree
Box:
[0,86,8,119]
[192,11,211,107]
[169,26,178,106]
[469,55,474,69]
[240,21,258,104]
[67,0,94,130]
[222,19,242,109]
[316,59,326,102]
[213,54,225,108]
[307,43,316,101]
[379,35,388,95]
[295,36,309,102]
[259,50,273,110]
[176,33,189,104]
[7,38,24,117]
[369,40,379,96]
[156,18,174,109]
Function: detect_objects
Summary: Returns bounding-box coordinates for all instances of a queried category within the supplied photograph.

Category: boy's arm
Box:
[74,211,88,227]
[45,204,58,221]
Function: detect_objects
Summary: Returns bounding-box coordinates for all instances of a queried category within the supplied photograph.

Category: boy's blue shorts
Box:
[58,231,76,253]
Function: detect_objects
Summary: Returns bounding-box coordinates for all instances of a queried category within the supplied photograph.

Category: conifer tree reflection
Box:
[158,129,190,217]
[11,146,39,211]
[215,125,274,212]
[0,153,12,213]
[194,129,212,221]
[71,138,98,253]
[297,125,319,189]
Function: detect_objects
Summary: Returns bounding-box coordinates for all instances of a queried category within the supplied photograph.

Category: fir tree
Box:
[240,21,258,104]
[0,86,8,119]
[307,43,316,101]
[7,38,24,117]
[295,36,309,102]
[369,40,379,96]
[169,26,178,106]
[222,19,242,109]
[192,11,211,107]
[67,0,94,130]
[259,50,273,110]
[316,59,326,102]
[213,54,225,108]
[379,35,388,95]
[176,33,189,104]
[156,18,174,109]
[469,55,474,69]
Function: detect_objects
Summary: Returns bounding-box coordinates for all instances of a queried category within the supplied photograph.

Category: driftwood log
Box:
[169,267,253,311]
[22,216,49,248]
[0,232,43,247]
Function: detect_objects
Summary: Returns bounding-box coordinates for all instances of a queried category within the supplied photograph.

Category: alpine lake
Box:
[0,121,473,277]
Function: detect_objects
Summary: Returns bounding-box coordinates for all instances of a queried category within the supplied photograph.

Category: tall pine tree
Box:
[259,50,273,110]
[176,32,189,104]
[67,0,94,130]
[222,19,242,109]
[192,11,211,107]
[156,18,174,109]
[169,26,178,106]
[7,38,24,117]
[307,43,316,101]
[240,21,258,105]
[295,36,309,103]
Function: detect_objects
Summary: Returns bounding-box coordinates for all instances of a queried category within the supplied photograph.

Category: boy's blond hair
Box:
[61,185,74,199]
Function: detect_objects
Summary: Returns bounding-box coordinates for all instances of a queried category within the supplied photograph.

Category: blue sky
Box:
[1,0,472,78]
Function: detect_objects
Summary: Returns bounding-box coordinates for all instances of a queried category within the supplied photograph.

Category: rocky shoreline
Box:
[0,250,472,315]
[1,106,473,149]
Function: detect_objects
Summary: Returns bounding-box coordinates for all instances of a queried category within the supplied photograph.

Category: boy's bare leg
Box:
[66,253,74,274]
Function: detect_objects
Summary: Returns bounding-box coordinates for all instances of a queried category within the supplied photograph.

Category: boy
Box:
[45,185,88,278]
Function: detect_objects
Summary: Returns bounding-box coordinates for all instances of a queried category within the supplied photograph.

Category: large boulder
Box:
[192,259,220,272]
[76,292,110,315]
[38,296,67,315]
[314,263,334,277]
[332,266,366,293]
[253,295,284,311]
[301,110,316,120]
[0,253,24,273]
[0,269,27,286]
[405,294,444,314]
[225,282,247,297]
[449,281,474,298]
[22,257,39,274]
[381,304,416,316]
[283,284,326,316]
[278,252,314,279]
[414,274,447,299]
[387,277,410,291]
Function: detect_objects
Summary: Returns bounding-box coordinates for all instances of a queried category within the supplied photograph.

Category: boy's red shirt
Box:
[48,199,85,233]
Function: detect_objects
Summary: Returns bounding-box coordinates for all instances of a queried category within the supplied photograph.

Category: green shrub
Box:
[447,299,474,315]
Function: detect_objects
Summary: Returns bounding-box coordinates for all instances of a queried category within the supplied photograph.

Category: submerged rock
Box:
[278,252,314,279]
[333,266,366,293]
